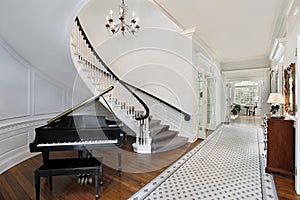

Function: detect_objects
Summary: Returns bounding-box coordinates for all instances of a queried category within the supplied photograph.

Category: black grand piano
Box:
[29,86,124,171]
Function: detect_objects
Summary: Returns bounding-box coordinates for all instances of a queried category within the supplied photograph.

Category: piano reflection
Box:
[29,86,124,171]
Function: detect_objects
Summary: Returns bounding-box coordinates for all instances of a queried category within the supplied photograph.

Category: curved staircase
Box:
[70,17,189,153]
[149,119,187,153]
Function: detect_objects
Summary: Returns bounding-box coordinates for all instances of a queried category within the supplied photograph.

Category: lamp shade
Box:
[267,93,285,104]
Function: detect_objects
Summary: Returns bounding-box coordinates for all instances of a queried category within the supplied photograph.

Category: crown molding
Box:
[269,37,287,61]
[148,0,221,66]
[221,56,270,71]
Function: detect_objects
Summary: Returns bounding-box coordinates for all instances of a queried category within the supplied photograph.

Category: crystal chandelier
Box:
[105,0,140,35]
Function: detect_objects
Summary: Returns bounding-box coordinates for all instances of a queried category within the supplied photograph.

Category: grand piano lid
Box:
[47,86,114,124]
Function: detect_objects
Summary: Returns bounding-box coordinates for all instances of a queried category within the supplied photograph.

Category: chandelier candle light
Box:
[105,0,140,35]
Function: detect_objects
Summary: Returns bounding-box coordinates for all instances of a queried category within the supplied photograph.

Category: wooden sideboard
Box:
[264,115,295,176]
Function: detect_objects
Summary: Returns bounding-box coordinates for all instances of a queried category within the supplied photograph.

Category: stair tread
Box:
[151,136,188,153]
[151,130,178,141]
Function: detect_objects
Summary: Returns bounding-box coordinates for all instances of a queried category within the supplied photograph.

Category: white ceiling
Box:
[151,0,290,68]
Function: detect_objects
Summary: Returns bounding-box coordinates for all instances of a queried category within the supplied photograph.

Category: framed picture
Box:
[284,63,296,115]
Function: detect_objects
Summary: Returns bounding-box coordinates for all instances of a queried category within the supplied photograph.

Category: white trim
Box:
[269,37,287,61]
[0,119,46,174]
[147,0,221,65]
[295,36,300,194]
[0,119,46,135]
[0,148,39,175]
[180,27,196,38]
[222,67,270,75]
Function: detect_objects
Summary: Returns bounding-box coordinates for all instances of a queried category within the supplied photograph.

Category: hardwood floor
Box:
[231,115,300,200]
[0,137,200,200]
[0,116,299,199]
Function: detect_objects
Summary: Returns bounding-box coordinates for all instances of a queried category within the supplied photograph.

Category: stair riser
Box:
[150,125,169,136]
[151,137,188,153]
[149,120,161,128]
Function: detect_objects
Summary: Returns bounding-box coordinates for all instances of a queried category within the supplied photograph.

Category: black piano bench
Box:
[34,157,103,200]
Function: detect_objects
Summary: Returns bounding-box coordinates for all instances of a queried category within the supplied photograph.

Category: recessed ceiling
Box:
[152,0,289,67]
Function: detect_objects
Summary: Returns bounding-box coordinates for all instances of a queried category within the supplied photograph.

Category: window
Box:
[234,81,259,105]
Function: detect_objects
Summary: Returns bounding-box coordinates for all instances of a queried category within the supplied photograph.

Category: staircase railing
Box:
[70,17,191,153]
[120,80,191,121]
[71,17,151,153]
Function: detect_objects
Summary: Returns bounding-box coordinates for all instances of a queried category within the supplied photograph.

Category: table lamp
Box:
[267,93,285,118]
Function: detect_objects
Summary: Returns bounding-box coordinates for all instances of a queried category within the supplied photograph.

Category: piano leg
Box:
[78,150,83,158]
[49,176,53,190]
[95,170,99,200]
[42,151,49,163]
[78,150,92,158]
[35,173,40,200]
[86,150,92,158]
[118,147,122,172]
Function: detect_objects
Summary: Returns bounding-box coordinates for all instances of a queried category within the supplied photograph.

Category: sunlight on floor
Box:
[230,115,263,128]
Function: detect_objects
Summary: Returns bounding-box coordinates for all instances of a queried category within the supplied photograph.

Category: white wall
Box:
[0,39,73,174]
[77,0,225,141]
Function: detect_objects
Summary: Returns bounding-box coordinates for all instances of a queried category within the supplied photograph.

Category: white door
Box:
[206,76,216,130]
[198,72,207,138]
[295,35,300,194]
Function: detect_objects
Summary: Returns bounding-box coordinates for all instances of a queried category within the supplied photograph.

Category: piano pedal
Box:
[77,174,93,185]
[77,174,84,184]
[88,177,93,184]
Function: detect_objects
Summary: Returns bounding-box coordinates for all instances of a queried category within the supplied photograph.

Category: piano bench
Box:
[34,157,103,200]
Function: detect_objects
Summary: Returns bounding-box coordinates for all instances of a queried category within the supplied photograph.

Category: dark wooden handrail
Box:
[120,80,191,121]
[74,17,190,122]
[74,17,149,121]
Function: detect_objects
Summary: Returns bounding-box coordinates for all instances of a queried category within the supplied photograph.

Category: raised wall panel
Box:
[33,72,64,115]
[0,120,47,174]
[0,40,73,174]
[0,45,30,120]
[0,131,28,156]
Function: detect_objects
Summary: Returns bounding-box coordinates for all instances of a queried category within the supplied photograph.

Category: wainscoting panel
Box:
[33,72,64,115]
[0,45,30,120]
[0,130,28,156]
[0,120,45,174]
[0,39,73,174]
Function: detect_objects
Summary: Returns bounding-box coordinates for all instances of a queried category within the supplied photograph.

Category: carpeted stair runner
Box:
[149,120,188,153]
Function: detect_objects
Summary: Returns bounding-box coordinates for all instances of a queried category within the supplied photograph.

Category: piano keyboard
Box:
[37,139,118,147]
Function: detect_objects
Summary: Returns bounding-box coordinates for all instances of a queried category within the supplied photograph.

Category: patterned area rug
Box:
[128,125,278,200]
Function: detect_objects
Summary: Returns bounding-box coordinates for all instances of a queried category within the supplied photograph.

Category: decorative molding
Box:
[148,0,221,65]
[0,119,46,175]
[0,118,47,135]
[269,0,290,49]
[0,146,39,175]
[32,71,65,115]
[293,6,300,16]
[180,27,196,38]
[222,67,270,81]
[269,37,287,61]
[0,46,31,121]
[221,57,270,71]
[195,52,212,69]
[286,0,296,16]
